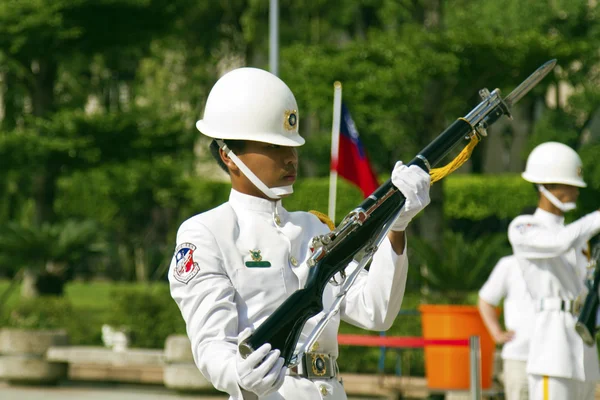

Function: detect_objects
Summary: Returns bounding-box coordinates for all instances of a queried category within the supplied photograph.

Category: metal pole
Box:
[269,0,279,76]
[469,335,482,400]
[328,81,342,222]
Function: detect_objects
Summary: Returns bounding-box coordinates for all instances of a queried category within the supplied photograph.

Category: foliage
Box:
[577,143,600,219]
[408,231,511,303]
[0,219,106,276]
[106,284,186,349]
[282,27,461,174]
[443,174,537,221]
[2,296,73,330]
[1,0,600,291]
[184,173,539,224]
[0,0,184,60]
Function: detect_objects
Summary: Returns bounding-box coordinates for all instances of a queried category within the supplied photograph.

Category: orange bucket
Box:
[419,304,496,390]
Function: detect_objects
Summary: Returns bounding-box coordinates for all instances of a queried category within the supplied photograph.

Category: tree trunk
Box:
[482,118,509,173]
[21,268,39,298]
[32,170,58,226]
[30,57,58,226]
[31,58,56,117]
[134,246,148,282]
[415,0,445,254]
[507,100,533,173]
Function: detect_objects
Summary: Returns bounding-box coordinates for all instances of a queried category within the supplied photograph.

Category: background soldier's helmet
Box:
[522,141,586,188]
[196,67,305,147]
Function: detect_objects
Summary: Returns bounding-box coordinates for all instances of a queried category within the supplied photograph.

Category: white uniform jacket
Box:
[508,208,600,381]
[478,255,535,362]
[169,189,409,399]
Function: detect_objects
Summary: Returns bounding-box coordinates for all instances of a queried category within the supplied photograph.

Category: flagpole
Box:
[328,81,342,223]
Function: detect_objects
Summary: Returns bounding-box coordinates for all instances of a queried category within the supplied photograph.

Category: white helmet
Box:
[196,67,305,147]
[522,141,586,188]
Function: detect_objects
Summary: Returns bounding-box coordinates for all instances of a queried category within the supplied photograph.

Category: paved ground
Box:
[0,382,224,400]
[0,382,382,400]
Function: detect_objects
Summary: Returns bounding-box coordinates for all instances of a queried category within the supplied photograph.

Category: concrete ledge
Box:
[164,364,212,391]
[68,363,164,384]
[0,328,69,356]
[164,335,194,363]
[0,355,68,384]
[47,346,164,366]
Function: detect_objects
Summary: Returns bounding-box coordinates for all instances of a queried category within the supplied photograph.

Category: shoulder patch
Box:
[515,223,534,234]
[173,242,200,284]
[309,210,335,230]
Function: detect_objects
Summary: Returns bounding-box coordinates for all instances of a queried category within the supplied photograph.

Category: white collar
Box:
[534,207,565,226]
[228,189,287,217]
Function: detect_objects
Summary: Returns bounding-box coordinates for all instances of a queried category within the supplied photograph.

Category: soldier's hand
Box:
[235,328,287,397]
[390,161,431,231]
[492,329,515,344]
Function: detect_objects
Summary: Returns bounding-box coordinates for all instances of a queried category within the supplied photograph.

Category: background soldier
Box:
[478,253,534,400]
[508,141,600,399]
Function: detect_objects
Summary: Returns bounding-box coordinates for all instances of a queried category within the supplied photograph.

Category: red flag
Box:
[331,104,379,198]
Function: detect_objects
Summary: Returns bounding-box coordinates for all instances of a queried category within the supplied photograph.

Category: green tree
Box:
[0,219,106,298]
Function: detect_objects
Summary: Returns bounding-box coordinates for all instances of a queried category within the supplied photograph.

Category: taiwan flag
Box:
[331,104,379,198]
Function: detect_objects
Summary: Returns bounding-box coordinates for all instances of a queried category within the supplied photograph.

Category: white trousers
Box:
[503,359,528,400]
[528,374,595,400]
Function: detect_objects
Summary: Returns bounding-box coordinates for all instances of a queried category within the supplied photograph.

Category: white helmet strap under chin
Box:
[537,184,576,212]
[217,139,294,200]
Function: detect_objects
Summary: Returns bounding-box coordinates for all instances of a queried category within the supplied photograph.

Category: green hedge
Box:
[184,173,538,223]
[443,174,537,220]
[106,284,186,348]
[0,282,186,349]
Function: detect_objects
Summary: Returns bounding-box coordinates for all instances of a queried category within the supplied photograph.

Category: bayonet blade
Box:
[504,59,557,107]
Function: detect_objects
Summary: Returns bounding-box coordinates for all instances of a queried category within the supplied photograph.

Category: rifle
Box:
[576,241,600,346]
[239,59,557,366]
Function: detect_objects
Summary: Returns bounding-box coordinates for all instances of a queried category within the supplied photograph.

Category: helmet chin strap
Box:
[537,184,577,212]
[217,140,294,200]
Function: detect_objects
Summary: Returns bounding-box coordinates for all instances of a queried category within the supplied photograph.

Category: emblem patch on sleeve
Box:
[174,243,200,284]
[515,223,533,234]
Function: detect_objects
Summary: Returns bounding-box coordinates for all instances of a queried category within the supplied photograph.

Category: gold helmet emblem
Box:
[284,109,298,131]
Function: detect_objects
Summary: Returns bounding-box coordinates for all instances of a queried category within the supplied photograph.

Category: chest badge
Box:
[245,249,272,268]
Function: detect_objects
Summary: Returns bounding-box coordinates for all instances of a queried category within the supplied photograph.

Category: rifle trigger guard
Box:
[329,270,346,286]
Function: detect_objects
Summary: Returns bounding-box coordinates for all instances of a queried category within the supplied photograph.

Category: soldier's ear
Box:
[219,148,239,173]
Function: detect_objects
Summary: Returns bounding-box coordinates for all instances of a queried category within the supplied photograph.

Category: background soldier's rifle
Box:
[240,60,557,366]
[576,240,600,346]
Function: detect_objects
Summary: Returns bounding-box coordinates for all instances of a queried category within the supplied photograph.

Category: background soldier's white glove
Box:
[390,161,431,231]
[236,328,287,397]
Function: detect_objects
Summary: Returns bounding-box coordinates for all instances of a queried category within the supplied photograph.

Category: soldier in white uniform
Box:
[478,254,535,400]
[508,141,600,399]
[168,67,431,400]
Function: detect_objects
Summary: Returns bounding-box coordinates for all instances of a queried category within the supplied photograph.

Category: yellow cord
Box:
[429,132,481,184]
[309,210,336,230]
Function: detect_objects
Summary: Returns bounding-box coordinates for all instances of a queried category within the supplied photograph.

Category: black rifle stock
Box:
[239,60,557,365]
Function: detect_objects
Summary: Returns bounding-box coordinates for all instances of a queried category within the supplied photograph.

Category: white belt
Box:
[535,297,581,315]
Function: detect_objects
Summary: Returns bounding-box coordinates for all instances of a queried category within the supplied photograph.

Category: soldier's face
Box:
[546,183,579,203]
[233,140,298,197]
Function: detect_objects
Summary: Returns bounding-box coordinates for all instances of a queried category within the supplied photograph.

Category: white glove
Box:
[390,161,431,231]
[236,328,287,397]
